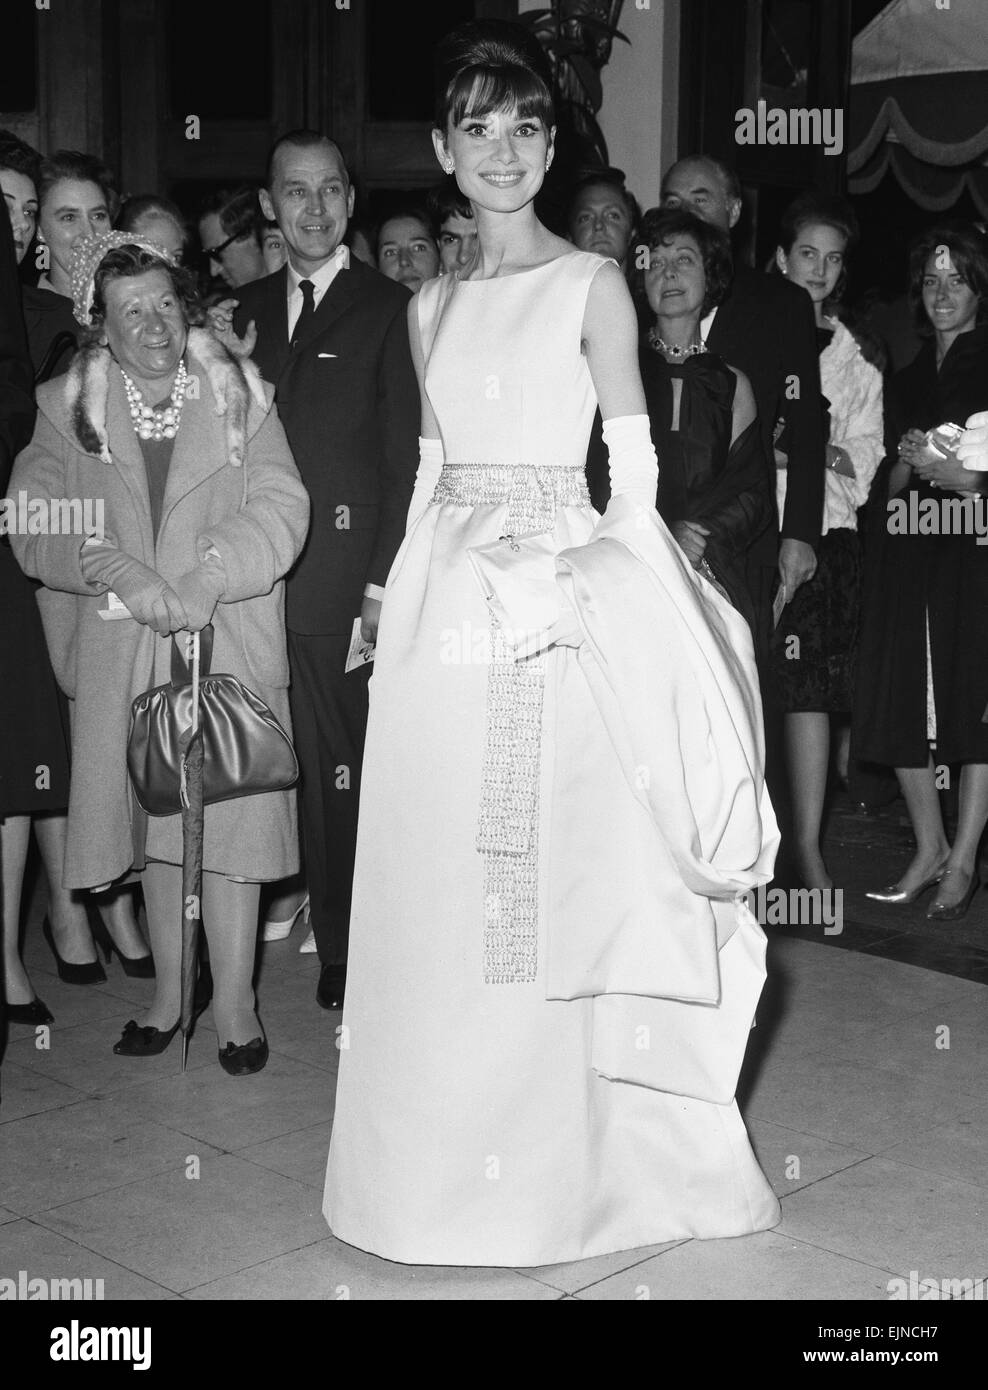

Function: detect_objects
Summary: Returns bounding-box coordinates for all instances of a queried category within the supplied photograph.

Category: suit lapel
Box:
[287,262,361,359]
[259,266,291,379]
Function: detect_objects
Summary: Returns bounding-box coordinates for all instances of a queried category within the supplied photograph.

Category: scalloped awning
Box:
[848,0,988,211]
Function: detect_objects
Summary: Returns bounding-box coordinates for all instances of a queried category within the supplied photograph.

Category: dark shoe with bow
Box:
[218,1035,269,1076]
[113,1018,180,1056]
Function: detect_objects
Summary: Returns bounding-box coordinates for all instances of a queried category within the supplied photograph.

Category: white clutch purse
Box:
[467,532,570,661]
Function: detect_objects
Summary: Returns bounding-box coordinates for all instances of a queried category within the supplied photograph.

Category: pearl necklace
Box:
[647,328,706,359]
[121,360,188,441]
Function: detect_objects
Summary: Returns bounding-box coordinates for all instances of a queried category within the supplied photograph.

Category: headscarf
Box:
[68,231,178,327]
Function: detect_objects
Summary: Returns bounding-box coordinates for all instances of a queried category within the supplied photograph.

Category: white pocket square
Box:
[318,352,338,359]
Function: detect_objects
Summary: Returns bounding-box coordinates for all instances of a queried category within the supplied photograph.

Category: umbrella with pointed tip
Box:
[179,630,205,1071]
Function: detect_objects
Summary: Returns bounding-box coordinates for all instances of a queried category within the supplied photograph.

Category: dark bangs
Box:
[441,64,554,132]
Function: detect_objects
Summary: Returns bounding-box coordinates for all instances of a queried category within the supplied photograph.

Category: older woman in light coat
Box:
[8,233,309,1073]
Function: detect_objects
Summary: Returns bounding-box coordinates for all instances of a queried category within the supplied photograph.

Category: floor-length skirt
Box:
[323,473,780,1267]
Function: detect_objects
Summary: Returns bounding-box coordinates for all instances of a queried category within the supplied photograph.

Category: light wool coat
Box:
[8,329,310,889]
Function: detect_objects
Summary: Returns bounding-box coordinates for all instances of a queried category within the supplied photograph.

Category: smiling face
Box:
[101,268,188,392]
[434,105,554,215]
[1,168,38,264]
[438,211,478,274]
[921,250,981,338]
[660,159,740,233]
[260,141,355,274]
[569,183,634,264]
[40,177,111,282]
[644,233,707,323]
[777,221,846,306]
[377,215,439,292]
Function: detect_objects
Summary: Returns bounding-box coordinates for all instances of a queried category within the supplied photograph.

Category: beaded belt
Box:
[432,462,590,531]
[433,463,590,984]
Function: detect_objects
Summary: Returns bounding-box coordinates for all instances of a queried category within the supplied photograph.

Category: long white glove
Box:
[958,410,988,471]
[407,436,445,529]
[602,414,659,515]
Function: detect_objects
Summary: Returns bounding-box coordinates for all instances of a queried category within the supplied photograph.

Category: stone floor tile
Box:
[0,1097,223,1215]
[184,1235,561,1300]
[574,1230,895,1300]
[35,1154,326,1293]
[0,1218,179,1299]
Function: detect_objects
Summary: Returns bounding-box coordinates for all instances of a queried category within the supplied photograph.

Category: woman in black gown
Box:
[602,207,772,631]
[854,222,988,920]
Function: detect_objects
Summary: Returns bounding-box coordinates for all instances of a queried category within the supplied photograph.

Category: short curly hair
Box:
[636,207,733,317]
[84,244,203,340]
[907,221,988,337]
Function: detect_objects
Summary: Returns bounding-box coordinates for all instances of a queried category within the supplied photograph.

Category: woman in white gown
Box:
[323,19,781,1267]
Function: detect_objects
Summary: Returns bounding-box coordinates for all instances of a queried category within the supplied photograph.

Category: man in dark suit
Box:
[660,155,825,657]
[229,130,419,1010]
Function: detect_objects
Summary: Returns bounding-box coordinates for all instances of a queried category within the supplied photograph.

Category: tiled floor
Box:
[2,910,985,1300]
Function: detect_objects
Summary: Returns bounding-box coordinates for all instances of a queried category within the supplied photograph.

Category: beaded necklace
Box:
[121,359,188,441]
[647,328,706,359]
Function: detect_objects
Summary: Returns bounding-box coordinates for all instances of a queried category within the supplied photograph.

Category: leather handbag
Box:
[127,625,298,816]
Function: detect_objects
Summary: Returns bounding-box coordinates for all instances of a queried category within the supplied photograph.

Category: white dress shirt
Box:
[286,244,350,337]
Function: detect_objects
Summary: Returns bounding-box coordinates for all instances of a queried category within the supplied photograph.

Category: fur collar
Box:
[64,327,268,466]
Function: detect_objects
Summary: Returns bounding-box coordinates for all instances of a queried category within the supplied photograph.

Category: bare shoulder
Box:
[727,362,753,396]
[727,362,757,432]
[583,257,634,337]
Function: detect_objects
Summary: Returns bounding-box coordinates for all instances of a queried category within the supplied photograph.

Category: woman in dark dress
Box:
[26,150,119,381]
[0,179,71,1027]
[0,133,78,383]
[628,207,771,631]
[770,194,883,890]
[854,222,988,920]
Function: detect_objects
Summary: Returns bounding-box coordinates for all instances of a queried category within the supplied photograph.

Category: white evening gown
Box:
[323,250,781,1266]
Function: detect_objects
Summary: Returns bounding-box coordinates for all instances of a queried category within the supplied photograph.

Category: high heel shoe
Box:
[112,1018,180,1056]
[99,939,156,979]
[86,905,155,977]
[262,894,310,943]
[927,867,981,922]
[865,863,948,904]
[42,917,106,985]
[6,996,54,1025]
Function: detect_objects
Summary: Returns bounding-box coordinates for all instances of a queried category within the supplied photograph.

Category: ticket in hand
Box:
[96,590,133,620]
[344,616,375,672]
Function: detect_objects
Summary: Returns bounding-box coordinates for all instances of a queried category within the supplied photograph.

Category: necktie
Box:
[291,278,315,347]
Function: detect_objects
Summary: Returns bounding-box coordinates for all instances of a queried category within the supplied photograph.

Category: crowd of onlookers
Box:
[3,121,988,1076]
